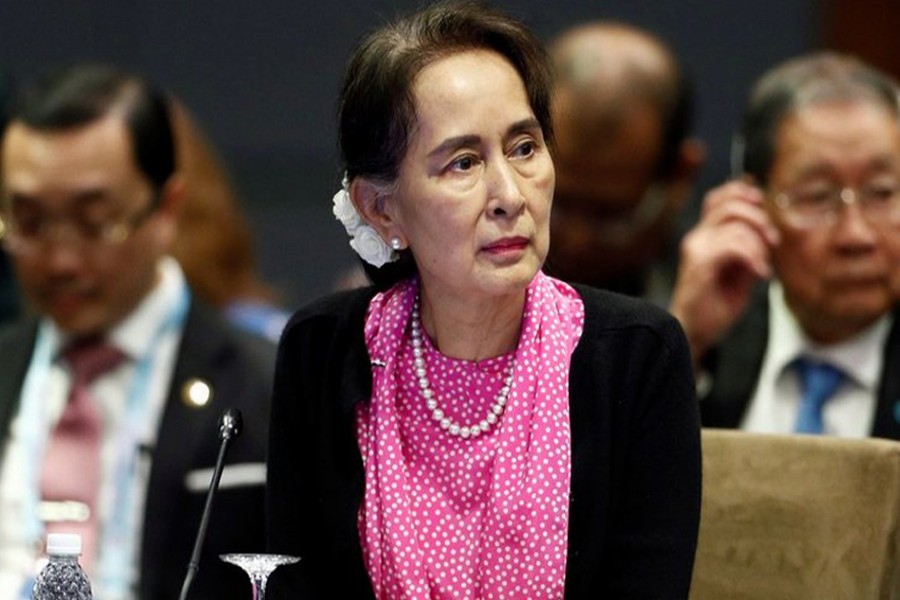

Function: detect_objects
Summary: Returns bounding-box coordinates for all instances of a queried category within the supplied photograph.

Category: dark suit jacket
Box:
[266,284,701,599]
[700,284,900,440]
[0,300,276,600]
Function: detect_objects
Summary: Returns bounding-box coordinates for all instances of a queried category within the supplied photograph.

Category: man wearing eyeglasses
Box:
[546,22,705,305]
[671,52,900,440]
[0,65,275,599]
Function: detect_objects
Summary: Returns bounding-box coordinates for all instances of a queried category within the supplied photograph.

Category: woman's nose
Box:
[487,162,525,217]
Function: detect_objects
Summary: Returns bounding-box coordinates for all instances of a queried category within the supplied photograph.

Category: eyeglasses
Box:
[771,180,900,229]
[0,194,160,256]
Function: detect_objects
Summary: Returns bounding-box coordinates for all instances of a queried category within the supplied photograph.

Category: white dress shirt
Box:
[0,257,188,600]
[741,282,890,438]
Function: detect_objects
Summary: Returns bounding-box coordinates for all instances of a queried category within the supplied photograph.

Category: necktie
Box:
[40,338,125,570]
[793,357,845,434]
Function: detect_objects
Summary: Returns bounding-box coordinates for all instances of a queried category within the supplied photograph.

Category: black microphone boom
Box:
[178,408,244,600]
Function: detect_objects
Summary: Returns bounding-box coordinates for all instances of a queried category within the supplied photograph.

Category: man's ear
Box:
[350,177,404,245]
[154,173,186,247]
[159,173,186,216]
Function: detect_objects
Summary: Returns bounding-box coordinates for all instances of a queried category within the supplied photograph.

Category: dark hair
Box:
[338,0,553,288]
[738,52,900,186]
[7,63,175,189]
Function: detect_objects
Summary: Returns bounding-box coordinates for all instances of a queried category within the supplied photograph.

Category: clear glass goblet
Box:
[220,553,300,600]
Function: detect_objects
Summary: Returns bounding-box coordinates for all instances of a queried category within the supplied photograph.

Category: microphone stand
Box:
[178,408,243,600]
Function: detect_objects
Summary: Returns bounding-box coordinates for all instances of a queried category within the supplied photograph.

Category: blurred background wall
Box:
[0,0,824,310]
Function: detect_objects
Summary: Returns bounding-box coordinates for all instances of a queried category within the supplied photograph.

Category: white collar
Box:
[768,281,891,391]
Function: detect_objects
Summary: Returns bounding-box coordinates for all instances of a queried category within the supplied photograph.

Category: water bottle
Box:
[32,533,93,600]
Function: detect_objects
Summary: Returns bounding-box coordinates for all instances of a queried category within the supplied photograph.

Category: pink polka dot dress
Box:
[357,273,584,599]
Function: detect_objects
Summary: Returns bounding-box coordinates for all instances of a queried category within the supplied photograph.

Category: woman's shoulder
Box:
[570,283,687,353]
[282,286,376,338]
[572,283,679,329]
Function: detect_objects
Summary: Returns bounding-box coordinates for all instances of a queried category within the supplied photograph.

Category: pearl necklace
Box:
[411,296,514,439]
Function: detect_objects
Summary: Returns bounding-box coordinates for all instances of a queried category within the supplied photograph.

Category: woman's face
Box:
[386,49,555,305]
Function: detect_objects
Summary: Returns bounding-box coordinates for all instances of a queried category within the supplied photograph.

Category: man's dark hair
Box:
[739,52,900,186]
[8,63,175,189]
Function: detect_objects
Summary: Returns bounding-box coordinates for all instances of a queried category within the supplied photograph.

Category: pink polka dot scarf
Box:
[357,272,584,599]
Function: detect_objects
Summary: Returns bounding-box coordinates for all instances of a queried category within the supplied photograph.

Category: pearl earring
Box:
[390,237,403,250]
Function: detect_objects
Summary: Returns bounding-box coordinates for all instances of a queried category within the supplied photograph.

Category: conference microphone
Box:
[178,408,244,600]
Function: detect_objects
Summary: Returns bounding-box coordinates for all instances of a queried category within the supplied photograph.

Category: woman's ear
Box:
[350,177,404,243]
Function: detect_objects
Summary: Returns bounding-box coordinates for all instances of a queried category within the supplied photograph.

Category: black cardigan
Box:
[266,284,701,599]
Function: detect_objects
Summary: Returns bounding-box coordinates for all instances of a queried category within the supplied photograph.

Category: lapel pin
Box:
[182,378,213,408]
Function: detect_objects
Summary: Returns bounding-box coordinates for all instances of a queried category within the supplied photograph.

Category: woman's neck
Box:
[418,287,526,361]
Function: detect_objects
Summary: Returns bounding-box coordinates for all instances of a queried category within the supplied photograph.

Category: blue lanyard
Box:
[18,282,190,599]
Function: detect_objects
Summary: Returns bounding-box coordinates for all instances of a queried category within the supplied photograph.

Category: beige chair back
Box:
[691,429,900,599]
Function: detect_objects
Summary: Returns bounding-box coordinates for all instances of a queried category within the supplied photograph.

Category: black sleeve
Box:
[607,313,702,598]
[264,292,373,600]
[265,313,322,599]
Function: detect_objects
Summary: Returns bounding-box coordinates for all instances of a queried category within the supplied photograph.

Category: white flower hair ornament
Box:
[332,176,399,268]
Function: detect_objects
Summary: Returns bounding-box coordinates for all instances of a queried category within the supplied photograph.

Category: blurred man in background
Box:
[671,52,900,440]
[0,64,274,599]
[547,22,705,304]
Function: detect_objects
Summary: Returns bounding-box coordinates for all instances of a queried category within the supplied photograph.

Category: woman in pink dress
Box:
[266,2,701,598]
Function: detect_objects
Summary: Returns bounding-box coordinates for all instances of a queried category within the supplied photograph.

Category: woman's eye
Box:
[511,140,536,158]
[450,155,477,172]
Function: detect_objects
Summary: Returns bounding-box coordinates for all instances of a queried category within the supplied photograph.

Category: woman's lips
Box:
[482,236,529,254]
